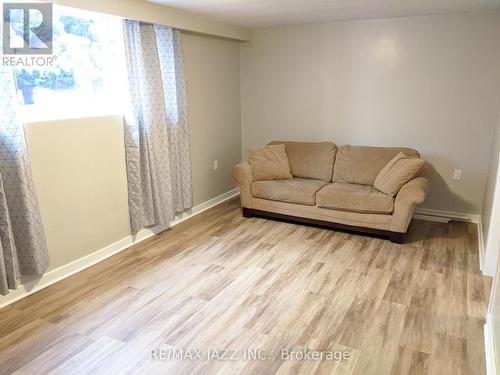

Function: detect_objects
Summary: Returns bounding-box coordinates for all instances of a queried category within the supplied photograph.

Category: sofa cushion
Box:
[248,144,292,181]
[316,182,394,214]
[269,141,337,181]
[251,178,329,206]
[332,145,420,185]
[374,152,426,197]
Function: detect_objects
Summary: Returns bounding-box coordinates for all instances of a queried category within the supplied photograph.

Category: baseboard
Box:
[0,188,240,309]
[414,207,479,223]
[478,217,485,273]
[412,213,450,223]
[485,313,497,375]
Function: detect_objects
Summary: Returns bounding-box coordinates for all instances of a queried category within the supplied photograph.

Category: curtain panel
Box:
[0,63,50,296]
[122,20,193,234]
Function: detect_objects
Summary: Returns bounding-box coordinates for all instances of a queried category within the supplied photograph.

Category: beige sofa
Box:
[231,141,432,243]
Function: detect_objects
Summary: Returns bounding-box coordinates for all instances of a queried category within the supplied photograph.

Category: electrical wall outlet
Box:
[453,169,462,180]
[213,160,219,170]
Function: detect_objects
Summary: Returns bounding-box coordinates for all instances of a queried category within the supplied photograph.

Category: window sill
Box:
[20,107,125,124]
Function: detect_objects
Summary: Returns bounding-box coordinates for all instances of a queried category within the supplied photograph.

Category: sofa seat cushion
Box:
[316,183,394,214]
[251,178,329,206]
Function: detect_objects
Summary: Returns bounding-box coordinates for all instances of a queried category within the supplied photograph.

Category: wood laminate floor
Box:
[0,197,492,375]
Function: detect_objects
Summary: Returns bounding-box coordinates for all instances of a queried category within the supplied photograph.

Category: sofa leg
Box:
[389,231,406,244]
[242,208,253,218]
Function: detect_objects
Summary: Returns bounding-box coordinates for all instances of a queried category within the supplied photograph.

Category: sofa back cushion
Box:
[248,144,292,181]
[333,145,420,185]
[374,152,426,197]
[269,141,337,182]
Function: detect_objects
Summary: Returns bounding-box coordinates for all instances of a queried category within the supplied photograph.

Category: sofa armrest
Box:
[231,162,253,208]
[390,163,432,232]
[232,162,253,185]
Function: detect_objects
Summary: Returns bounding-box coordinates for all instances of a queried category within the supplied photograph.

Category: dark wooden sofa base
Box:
[242,207,407,244]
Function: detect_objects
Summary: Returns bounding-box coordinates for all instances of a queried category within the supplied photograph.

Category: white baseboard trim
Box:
[0,188,240,309]
[485,313,497,375]
[478,216,485,273]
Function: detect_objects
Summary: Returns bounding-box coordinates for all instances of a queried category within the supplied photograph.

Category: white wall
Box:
[241,12,500,214]
[483,146,500,374]
[482,111,500,276]
[183,32,242,203]
[487,241,500,374]
[23,31,241,272]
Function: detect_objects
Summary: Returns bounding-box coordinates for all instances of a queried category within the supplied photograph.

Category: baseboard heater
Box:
[413,208,473,223]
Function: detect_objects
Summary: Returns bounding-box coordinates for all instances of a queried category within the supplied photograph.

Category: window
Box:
[13,6,127,122]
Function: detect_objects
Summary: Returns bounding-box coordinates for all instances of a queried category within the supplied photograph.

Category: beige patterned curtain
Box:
[122,20,193,234]
[0,61,49,295]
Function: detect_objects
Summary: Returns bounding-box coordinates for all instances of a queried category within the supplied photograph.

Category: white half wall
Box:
[241,12,500,215]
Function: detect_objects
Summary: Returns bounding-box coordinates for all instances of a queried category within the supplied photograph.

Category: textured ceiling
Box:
[149,0,500,27]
